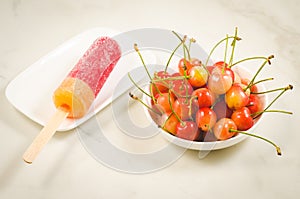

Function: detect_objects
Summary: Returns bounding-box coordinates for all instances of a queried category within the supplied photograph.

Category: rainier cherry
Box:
[176,121,200,141]
[213,118,238,140]
[241,78,258,94]
[161,112,179,135]
[156,92,175,113]
[173,97,198,120]
[214,61,235,81]
[196,107,217,132]
[178,58,193,76]
[170,76,194,98]
[231,107,254,131]
[225,83,249,110]
[208,66,233,95]
[188,65,208,88]
[150,71,171,96]
[247,94,264,114]
[192,88,216,108]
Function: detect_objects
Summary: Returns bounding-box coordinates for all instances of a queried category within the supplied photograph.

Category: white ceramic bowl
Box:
[144,65,267,151]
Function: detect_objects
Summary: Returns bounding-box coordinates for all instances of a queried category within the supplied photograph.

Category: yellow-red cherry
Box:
[156,92,175,113]
[192,88,216,108]
[178,58,193,76]
[176,121,200,141]
[213,118,237,140]
[161,112,179,135]
[231,107,254,131]
[225,83,249,110]
[170,75,194,98]
[150,71,171,96]
[196,107,217,132]
[173,97,198,121]
[188,66,208,88]
[214,61,235,81]
[208,67,233,94]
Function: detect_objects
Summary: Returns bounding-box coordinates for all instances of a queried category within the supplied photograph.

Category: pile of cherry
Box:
[129,29,293,156]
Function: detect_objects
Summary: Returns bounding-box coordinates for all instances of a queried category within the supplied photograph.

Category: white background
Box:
[0,0,299,198]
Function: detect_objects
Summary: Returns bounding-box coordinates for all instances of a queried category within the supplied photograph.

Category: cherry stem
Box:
[161,112,175,130]
[230,55,274,68]
[172,31,191,60]
[134,43,152,80]
[188,38,196,54]
[253,84,293,119]
[252,77,274,87]
[165,33,187,72]
[151,75,190,83]
[134,43,162,99]
[229,129,281,156]
[204,35,241,67]
[168,90,184,125]
[174,32,191,77]
[244,55,274,92]
[129,92,161,115]
[224,34,229,68]
[150,73,169,93]
[183,41,187,66]
[151,75,191,96]
[128,72,152,98]
[251,85,291,95]
[228,27,238,66]
[251,109,293,117]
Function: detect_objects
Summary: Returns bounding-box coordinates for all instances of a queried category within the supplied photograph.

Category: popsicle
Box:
[23,36,121,163]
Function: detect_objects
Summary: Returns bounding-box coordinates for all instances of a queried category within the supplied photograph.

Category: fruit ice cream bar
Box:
[23,36,121,164]
[53,36,121,118]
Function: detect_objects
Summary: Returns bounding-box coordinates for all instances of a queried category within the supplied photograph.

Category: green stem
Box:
[151,75,190,84]
[252,77,274,86]
[128,72,152,98]
[253,84,293,119]
[161,112,176,131]
[244,60,268,92]
[224,34,229,66]
[134,43,162,99]
[230,56,269,68]
[263,85,293,112]
[165,35,187,71]
[168,90,183,125]
[188,38,196,56]
[204,36,240,67]
[228,27,238,67]
[134,44,152,80]
[251,86,291,95]
[229,129,281,156]
[172,31,191,60]
[251,109,293,117]
[129,93,161,115]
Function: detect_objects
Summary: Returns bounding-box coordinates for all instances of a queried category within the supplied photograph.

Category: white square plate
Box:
[5,27,156,131]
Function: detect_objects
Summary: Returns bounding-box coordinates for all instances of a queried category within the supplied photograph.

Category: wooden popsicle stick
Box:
[23,107,69,164]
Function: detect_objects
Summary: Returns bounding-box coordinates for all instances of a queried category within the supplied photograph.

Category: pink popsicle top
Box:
[68,37,121,97]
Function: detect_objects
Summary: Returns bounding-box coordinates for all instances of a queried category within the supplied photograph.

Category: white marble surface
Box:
[1,0,300,198]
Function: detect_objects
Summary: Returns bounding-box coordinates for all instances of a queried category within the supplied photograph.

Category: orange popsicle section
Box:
[53,77,95,118]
